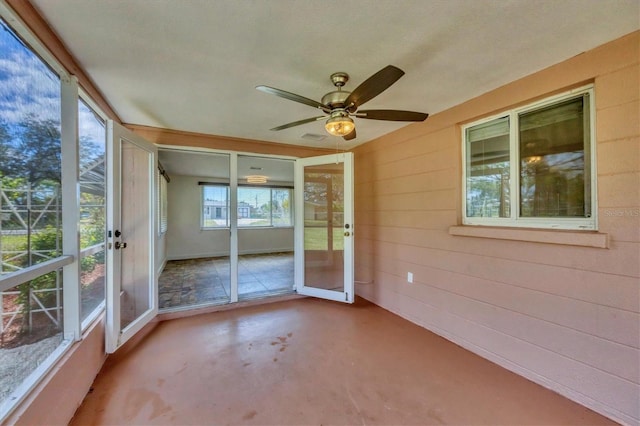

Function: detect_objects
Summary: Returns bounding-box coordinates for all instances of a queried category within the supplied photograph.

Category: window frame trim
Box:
[461,85,597,230]
[0,5,111,421]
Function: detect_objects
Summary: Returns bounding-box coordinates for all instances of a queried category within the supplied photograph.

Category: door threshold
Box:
[157,292,305,322]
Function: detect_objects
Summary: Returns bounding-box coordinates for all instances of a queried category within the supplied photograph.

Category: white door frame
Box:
[105,121,157,353]
[294,152,354,303]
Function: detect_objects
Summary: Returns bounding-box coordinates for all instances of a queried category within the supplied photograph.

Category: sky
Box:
[0,18,105,153]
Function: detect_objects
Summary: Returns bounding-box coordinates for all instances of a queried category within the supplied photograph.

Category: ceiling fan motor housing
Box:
[322,90,351,109]
[330,72,349,87]
[321,72,351,109]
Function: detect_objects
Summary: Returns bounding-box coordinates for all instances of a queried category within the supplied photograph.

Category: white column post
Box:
[61,75,81,341]
[229,153,238,303]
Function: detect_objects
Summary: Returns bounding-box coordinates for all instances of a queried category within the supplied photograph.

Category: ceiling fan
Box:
[256,65,429,141]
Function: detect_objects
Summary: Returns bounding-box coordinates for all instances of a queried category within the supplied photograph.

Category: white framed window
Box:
[462,86,596,230]
[201,184,229,228]
[200,184,293,229]
[237,186,293,227]
[0,7,82,419]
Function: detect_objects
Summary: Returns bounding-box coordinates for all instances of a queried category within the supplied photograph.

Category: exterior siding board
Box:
[353,31,640,424]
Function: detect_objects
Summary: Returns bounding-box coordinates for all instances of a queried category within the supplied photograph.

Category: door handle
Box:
[344,232,350,237]
[115,241,127,249]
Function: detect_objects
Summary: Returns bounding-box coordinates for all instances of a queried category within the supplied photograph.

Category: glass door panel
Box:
[295,153,353,303]
[237,156,295,300]
[157,150,231,310]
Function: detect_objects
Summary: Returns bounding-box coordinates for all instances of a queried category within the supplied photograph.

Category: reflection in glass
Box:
[303,163,344,293]
[465,117,510,218]
[271,188,292,226]
[80,249,105,321]
[78,100,106,323]
[519,96,589,217]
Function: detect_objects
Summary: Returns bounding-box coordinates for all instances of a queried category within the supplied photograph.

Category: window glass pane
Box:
[0,15,64,413]
[465,117,510,218]
[238,187,271,227]
[1,270,65,406]
[271,188,292,226]
[0,18,62,271]
[202,185,228,228]
[78,99,105,323]
[80,248,105,321]
[519,96,588,217]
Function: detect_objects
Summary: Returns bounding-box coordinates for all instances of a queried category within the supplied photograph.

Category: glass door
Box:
[156,150,232,311]
[105,121,157,353]
[237,156,295,300]
[294,153,354,303]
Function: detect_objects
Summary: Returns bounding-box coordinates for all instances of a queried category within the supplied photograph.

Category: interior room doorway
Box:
[155,148,353,311]
[157,150,297,310]
[157,150,231,310]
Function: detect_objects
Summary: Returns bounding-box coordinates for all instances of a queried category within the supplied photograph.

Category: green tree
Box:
[16,114,61,183]
[0,120,10,161]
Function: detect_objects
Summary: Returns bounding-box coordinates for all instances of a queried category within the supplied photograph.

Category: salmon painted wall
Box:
[353,31,639,424]
[5,317,107,425]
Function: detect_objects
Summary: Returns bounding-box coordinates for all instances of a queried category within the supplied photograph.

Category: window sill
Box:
[448,225,609,248]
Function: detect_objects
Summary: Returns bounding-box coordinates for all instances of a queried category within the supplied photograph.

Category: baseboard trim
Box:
[167,249,293,261]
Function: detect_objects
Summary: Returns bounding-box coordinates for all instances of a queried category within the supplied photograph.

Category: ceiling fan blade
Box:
[344,65,405,110]
[357,109,429,122]
[343,128,356,141]
[270,116,325,131]
[256,85,329,111]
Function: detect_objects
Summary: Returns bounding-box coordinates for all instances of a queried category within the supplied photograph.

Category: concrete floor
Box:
[71,298,613,425]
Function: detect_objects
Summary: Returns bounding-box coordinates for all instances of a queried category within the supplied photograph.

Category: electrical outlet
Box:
[407,272,413,283]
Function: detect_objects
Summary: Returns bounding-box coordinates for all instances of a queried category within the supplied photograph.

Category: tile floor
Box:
[158,252,294,310]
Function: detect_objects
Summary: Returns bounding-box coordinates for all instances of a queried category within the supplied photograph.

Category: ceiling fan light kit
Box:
[256,65,428,141]
[325,112,355,137]
[246,175,268,184]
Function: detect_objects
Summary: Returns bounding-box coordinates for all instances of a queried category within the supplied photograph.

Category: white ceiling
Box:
[31,0,640,150]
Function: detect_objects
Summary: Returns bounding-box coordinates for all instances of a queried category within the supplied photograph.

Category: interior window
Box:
[202,185,229,228]
[237,187,293,227]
